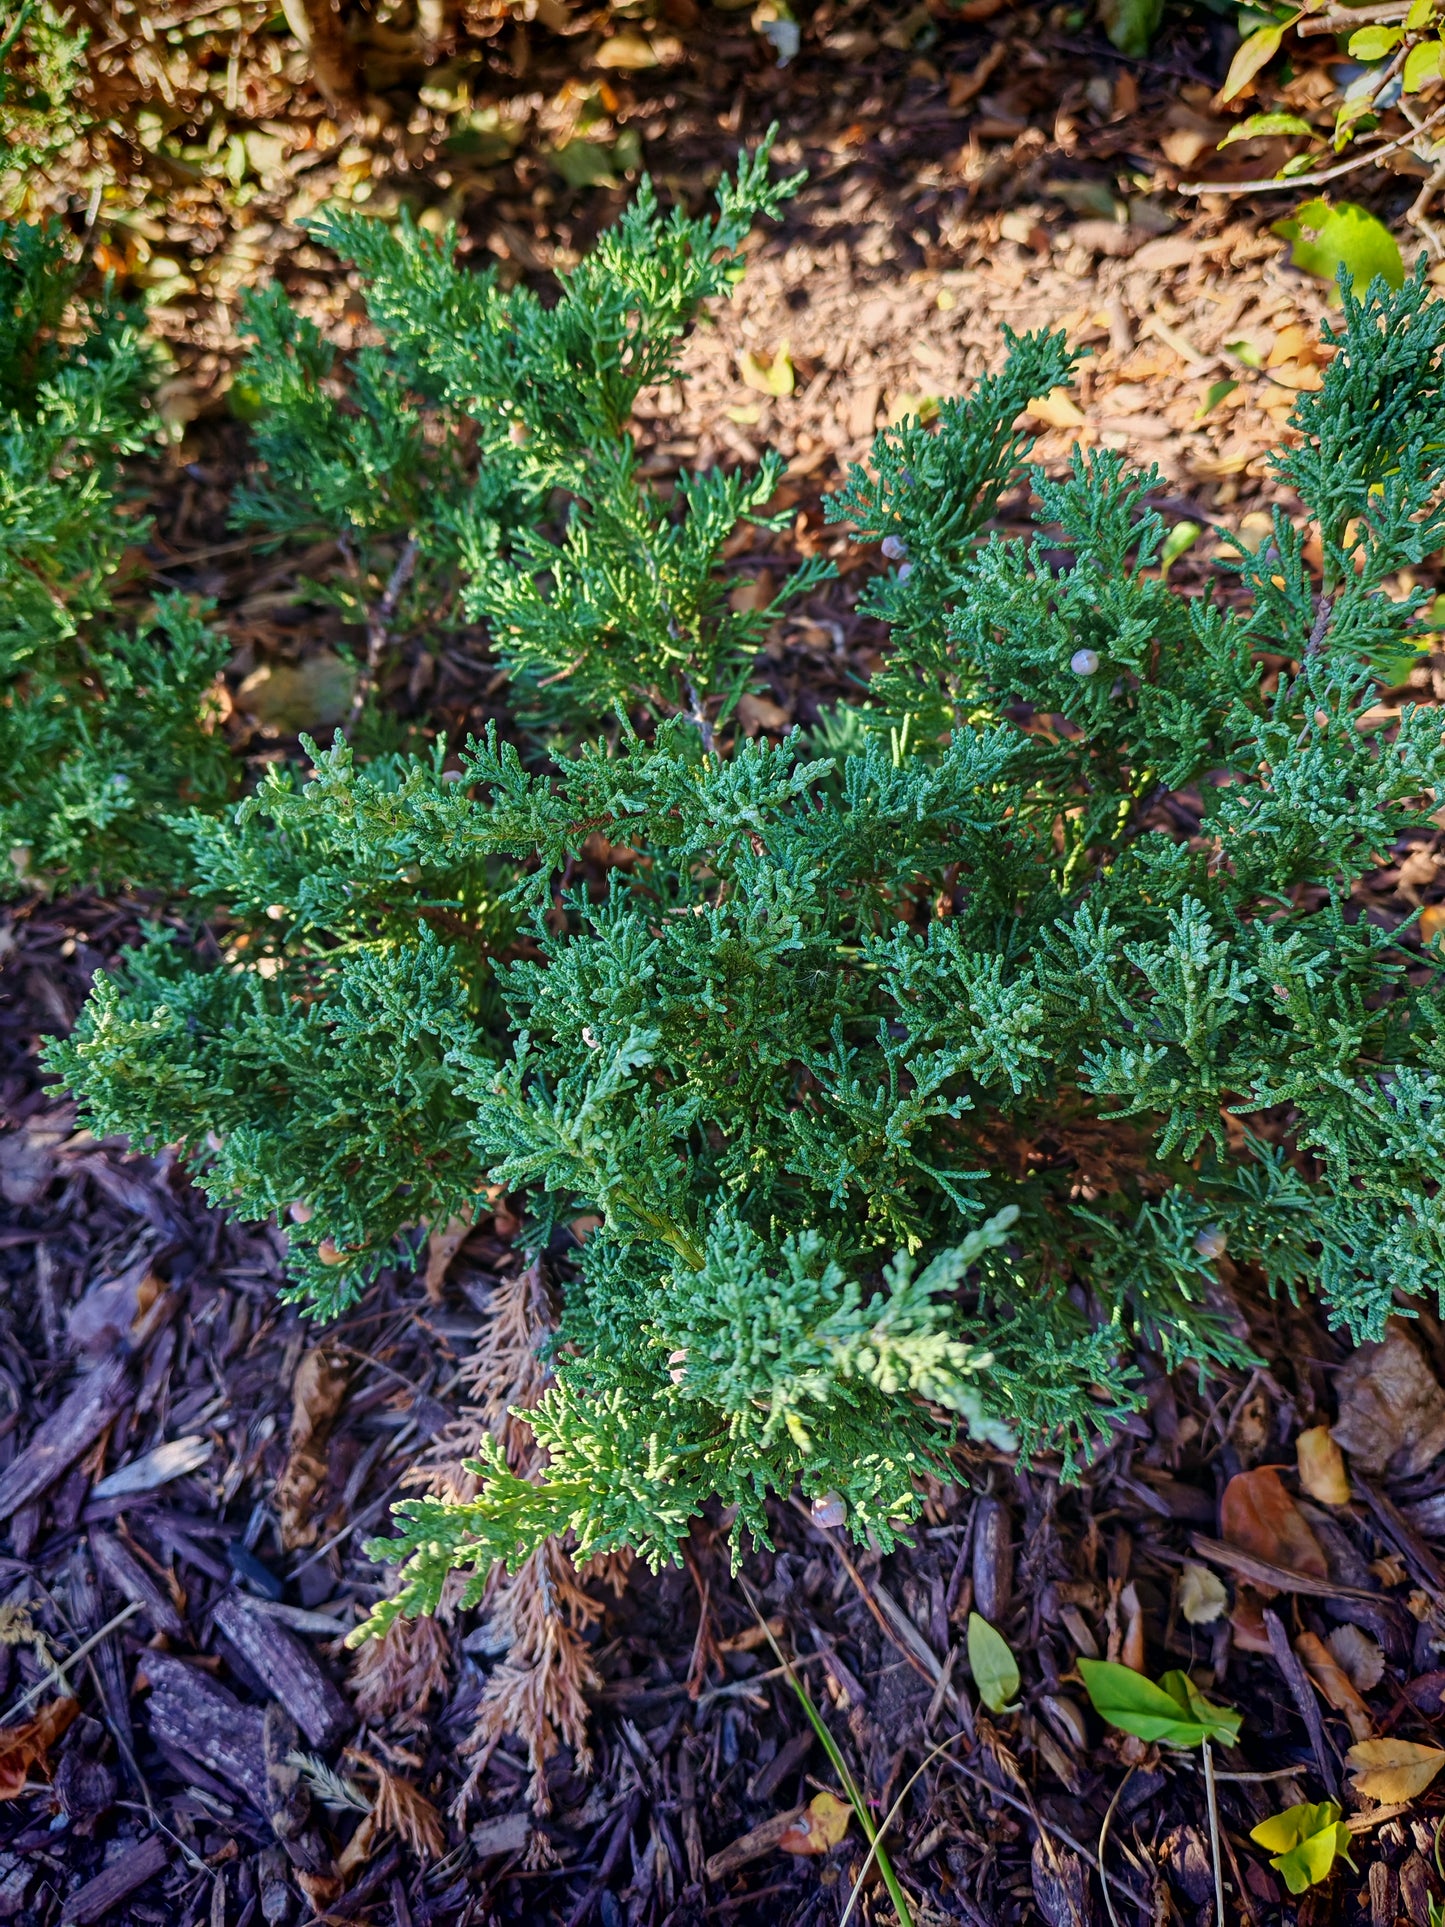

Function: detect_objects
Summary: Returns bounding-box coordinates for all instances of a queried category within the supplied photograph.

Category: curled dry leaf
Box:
[1220,1466,1328,1582]
[1178,1562,1228,1626]
[1295,1631,1373,1742]
[1326,1624,1384,1693]
[738,342,795,398]
[1346,1738,1445,1803]
[422,1210,474,1304]
[1296,1424,1351,1506]
[778,1789,851,1855]
[0,1695,78,1800]
[275,1348,348,1550]
[1331,1326,1445,1478]
[1119,1580,1146,1673]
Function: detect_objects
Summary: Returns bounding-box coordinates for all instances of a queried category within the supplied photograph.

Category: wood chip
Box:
[90,1530,186,1639]
[0,1358,130,1523]
[212,1591,352,1750]
[141,1651,268,1809]
[470,1812,532,1858]
[704,1803,809,1881]
[92,1435,212,1500]
[60,1833,168,1924]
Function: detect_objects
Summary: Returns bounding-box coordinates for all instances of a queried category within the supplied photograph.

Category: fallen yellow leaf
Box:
[1346,1738,1445,1803]
[778,1789,852,1855]
[1296,1424,1351,1505]
[738,342,795,398]
[1026,386,1085,429]
[1179,1562,1228,1626]
[1268,360,1325,392]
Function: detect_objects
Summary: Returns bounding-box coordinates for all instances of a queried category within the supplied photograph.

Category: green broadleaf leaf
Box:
[1407,0,1435,26]
[1348,24,1402,56]
[1222,18,1294,101]
[1196,380,1238,422]
[1098,0,1165,56]
[967,1612,1020,1712]
[1272,199,1404,297]
[1078,1659,1242,1747]
[1250,1802,1356,1894]
[1403,38,1444,92]
[1219,111,1316,145]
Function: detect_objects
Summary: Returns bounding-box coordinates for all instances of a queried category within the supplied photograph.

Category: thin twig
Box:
[1097,1765,1136,1927]
[349,534,420,728]
[1297,0,1408,32]
[1180,101,1445,197]
[683,676,716,755]
[1202,1742,1227,1927]
[290,1476,406,1573]
[1306,594,1334,659]
[1178,1759,1312,1783]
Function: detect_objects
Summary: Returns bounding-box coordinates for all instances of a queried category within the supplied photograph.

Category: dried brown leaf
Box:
[1332,1327,1445,1478]
[0,1696,78,1801]
[1220,1466,1328,1581]
[778,1789,851,1856]
[1295,1630,1373,1742]
[275,1348,348,1550]
[422,1211,474,1305]
[1178,1563,1228,1626]
[1327,1625,1385,1693]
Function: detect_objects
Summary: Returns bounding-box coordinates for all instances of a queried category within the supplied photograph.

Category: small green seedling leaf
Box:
[1078,1660,1242,1747]
[967,1612,1020,1713]
[1219,111,1315,145]
[1196,379,1239,421]
[1160,520,1202,576]
[1407,0,1435,26]
[1272,199,1404,296]
[1250,1800,1356,1894]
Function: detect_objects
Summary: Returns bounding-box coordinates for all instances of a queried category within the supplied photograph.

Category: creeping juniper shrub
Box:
[47,145,1445,1637]
[0,220,232,895]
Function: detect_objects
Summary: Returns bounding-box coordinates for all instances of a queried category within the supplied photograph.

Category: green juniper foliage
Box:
[0,219,231,895]
[48,153,1445,1637]
[233,133,827,731]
